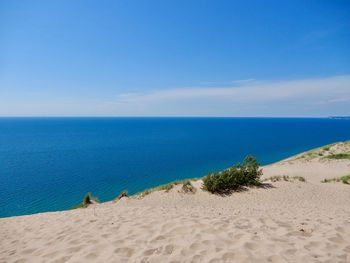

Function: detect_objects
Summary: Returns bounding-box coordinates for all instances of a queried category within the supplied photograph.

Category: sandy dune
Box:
[1,142,350,263]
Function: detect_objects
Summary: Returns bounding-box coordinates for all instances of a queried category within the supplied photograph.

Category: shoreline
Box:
[1,141,350,262]
[2,140,349,219]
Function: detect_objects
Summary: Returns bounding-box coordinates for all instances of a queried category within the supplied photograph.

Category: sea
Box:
[0,117,349,217]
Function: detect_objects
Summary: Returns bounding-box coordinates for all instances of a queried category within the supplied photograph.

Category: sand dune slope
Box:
[1,142,350,263]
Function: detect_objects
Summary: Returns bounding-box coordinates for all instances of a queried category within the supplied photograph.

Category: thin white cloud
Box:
[106,75,350,116]
[1,75,349,116]
[230,78,256,84]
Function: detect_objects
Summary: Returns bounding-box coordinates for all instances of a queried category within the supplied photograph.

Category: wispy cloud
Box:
[1,75,349,116]
[230,78,256,85]
[105,75,350,116]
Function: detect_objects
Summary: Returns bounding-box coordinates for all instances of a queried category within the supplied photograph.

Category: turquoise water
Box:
[0,117,349,218]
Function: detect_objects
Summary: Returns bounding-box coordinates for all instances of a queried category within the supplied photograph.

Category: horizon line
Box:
[0,116,347,118]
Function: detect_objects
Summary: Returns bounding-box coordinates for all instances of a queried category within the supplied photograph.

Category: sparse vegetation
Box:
[298,152,320,160]
[136,178,200,197]
[293,141,350,161]
[324,153,350,160]
[116,190,128,201]
[83,192,93,206]
[202,155,262,194]
[321,175,350,184]
[73,192,99,209]
[181,180,196,193]
[264,175,306,182]
[158,183,174,192]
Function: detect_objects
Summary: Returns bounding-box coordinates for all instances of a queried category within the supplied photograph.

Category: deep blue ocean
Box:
[0,117,349,217]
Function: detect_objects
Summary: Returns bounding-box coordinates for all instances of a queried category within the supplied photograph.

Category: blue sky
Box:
[0,0,349,116]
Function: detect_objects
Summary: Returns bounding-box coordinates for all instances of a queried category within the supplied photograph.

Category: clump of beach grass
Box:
[135,178,200,198]
[115,190,128,201]
[298,152,321,160]
[321,175,350,184]
[158,183,174,192]
[73,192,99,209]
[324,153,350,160]
[181,180,196,194]
[323,146,331,151]
[264,175,306,183]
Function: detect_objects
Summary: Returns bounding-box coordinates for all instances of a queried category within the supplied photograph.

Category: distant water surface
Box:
[0,117,349,217]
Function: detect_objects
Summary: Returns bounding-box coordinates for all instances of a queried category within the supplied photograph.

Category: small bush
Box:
[203,155,262,194]
[181,180,196,194]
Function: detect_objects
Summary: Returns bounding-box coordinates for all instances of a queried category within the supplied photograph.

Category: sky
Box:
[0,0,349,117]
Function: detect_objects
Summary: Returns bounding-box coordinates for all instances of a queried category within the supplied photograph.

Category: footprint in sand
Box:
[85,252,99,260]
[65,245,84,253]
[114,247,134,257]
[51,255,72,263]
[163,244,174,255]
[189,242,201,250]
[243,242,259,250]
[304,241,321,250]
[221,252,236,261]
[328,234,345,244]
[190,254,203,263]
[151,235,166,242]
[143,247,162,256]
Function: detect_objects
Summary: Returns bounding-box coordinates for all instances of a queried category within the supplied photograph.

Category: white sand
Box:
[1,142,350,263]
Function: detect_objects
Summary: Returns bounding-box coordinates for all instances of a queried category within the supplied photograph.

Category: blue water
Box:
[0,117,349,218]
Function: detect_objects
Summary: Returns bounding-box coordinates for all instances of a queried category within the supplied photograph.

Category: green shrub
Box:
[203,155,262,194]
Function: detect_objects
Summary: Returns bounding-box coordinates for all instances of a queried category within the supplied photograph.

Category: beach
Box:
[1,141,350,263]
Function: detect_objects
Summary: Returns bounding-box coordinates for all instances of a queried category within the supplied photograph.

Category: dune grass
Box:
[115,190,128,201]
[324,153,350,160]
[321,175,350,184]
[323,146,331,151]
[263,175,306,183]
[298,152,321,159]
[181,180,196,194]
[72,192,99,209]
[135,178,201,197]
[295,141,350,160]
